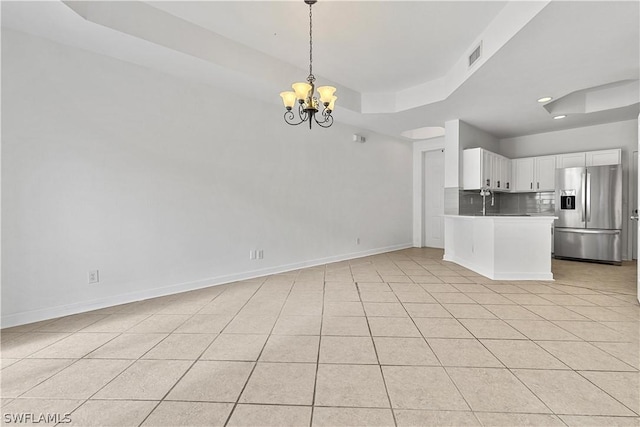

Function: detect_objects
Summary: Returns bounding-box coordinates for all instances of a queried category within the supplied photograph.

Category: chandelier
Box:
[280,0,336,129]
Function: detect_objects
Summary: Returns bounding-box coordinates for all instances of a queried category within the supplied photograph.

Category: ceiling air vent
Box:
[468,42,482,68]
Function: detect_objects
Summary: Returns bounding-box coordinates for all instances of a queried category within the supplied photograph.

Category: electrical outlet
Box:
[257,250,264,259]
[88,270,99,284]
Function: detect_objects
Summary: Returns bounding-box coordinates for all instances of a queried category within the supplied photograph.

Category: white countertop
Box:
[445,214,557,220]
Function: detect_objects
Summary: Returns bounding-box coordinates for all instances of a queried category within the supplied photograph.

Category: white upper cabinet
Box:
[586,149,621,166]
[463,148,483,190]
[482,149,493,188]
[463,148,511,191]
[495,155,512,191]
[513,158,535,191]
[513,155,556,192]
[464,148,618,193]
[556,152,586,168]
[535,155,556,191]
[556,149,621,168]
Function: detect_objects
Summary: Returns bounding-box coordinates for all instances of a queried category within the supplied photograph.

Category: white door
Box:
[633,151,638,260]
[423,149,445,248]
[637,116,640,304]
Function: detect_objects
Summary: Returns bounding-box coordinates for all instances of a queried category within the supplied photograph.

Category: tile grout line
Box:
[395,274,479,419]
[133,279,268,427]
[572,369,640,417]
[308,266,327,427]
[359,262,398,427]
[221,273,298,427]
[5,307,178,411]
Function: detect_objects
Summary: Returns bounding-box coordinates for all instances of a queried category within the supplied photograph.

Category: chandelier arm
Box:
[320,106,333,120]
[299,103,309,120]
[284,109,307,126]
[314,112,333,128]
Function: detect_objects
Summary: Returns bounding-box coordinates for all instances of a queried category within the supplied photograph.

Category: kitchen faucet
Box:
[480,186,493,216]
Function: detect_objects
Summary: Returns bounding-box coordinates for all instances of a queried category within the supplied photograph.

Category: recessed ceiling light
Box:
[537,96,553,103]
[553,115,567,120]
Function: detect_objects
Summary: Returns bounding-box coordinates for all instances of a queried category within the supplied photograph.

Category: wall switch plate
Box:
[257,250,264,259]
[249,250,256,260]
[88,270,99,284]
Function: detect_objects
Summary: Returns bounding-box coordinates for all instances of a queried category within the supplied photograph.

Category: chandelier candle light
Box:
[280,0,336,129]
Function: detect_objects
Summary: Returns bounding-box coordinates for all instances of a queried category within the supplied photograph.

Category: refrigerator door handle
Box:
[555,228,620,235]
[586,172,591,223]
[581,173,586,222]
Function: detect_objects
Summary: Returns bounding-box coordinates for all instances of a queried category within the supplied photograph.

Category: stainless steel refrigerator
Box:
[554,164,622,264]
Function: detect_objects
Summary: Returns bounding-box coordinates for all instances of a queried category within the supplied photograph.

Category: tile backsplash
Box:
[459,190,555,216]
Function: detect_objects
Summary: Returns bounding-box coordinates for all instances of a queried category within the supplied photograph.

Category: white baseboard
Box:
[444,254,554,281]
[1,242,413,328]
[492,272,554,281]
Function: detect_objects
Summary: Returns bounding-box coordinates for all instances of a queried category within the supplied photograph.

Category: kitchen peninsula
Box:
[444,215,557,280]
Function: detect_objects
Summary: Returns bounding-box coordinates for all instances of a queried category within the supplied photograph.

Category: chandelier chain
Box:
[308,2,314,81]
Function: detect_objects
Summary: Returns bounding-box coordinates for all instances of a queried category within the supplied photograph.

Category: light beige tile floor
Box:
[1,248,639,426]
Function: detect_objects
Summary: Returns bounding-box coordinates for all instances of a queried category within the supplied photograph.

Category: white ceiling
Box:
[2,1,638,141]
[149,1,508,93]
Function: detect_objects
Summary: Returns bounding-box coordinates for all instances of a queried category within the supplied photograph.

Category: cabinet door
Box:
[556,152,585,168]
[482,150,493,188]
[586,149,621,166]
[462,148,483,190]
[493,155,501,190]
[494,155,508,191]
[491,154,500,190]
[504,158,512,191]
[535,155,556,191]
[514,158,535,191]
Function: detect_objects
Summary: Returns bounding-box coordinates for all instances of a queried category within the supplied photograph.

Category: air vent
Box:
[468,42,482,68]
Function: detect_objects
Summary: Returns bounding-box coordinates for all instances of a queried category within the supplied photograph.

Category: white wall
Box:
[443,119,500,189]
[1,30,413,327]
[458,121,500,185]
[444,120,460,189]
[442,119,499,216]
[498,120,637,158]
[499,120,639,260]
